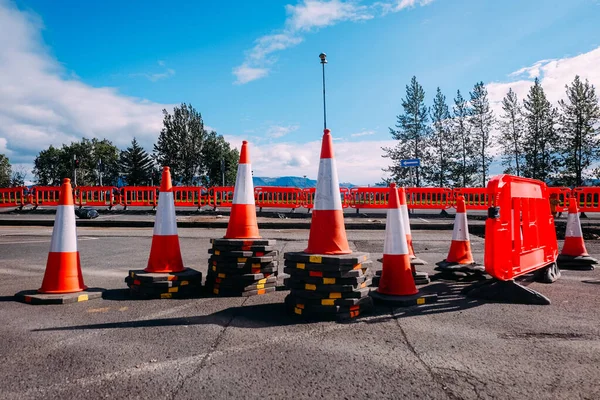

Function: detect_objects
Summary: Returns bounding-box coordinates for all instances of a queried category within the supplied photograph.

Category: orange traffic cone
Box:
[305,129,351,255]
[399,188,426,266]
[436,195,483,273]
[145,167,185,273]
[39,178,86,294]
[225,141,260,239]
[370,183,437,306]
[557,201,598,270]
[16,178,103,304]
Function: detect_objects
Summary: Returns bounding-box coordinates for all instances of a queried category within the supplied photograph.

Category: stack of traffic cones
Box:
[435,195,484,275]
[16,178,103,304]
[284,129,373,321]
[125,167,203,298]
[373,186,429,286]
[557,201,598,270]
[205,141,279,297]
[370,183,437,306]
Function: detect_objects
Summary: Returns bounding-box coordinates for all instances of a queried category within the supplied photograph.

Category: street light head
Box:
[319,53,327,64]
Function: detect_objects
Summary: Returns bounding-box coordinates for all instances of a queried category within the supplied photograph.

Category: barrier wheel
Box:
[535,263,561,284]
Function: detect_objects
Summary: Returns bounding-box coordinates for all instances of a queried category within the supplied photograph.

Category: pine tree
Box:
[120,138,154,186]
[469,82,495,187]
[382,76,431,186]
[429,87,455,187]
[451,90,477,187]
[522,78,559,182]
[558,76,600,186]
[498,88,525,176]
[154,103,207,185]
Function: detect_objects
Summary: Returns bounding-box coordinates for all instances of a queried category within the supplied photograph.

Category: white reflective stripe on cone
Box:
[154,192,178,236]
[384,208,408,255]
[452,212,470,241]
[232,164,255,205]
[49,205,78,252]
[400,204,412,236]
[314,158,343,211]
[566,213,583,237]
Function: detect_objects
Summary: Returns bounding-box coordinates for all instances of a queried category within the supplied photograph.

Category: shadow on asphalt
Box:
[34,281,486,332]
[0,296,16,302]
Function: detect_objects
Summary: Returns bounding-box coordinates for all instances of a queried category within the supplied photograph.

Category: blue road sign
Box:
[400,159,421,167]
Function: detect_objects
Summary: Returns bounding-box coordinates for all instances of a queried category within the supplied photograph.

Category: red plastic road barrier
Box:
[406,187,453,210]
[121,186,158,209]
[74,186,117,209]
[172,186,208,209]
[547,186,572,213]
[0,187,26,208]
[484,175,558,280]
[303,187,350,209]
[255,186,303,209]
[209,186,235,209]
[572,187,600,213]
[32,186,62,208]
[348,187,389,209]
[453,187,488,210]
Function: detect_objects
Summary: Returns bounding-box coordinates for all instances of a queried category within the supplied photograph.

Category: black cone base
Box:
[462,279,551,305]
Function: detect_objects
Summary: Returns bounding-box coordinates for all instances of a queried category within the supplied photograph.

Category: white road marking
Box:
[419,218,430,223]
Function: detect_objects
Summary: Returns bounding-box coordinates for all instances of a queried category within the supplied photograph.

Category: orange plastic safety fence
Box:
[74,186,118,208]
[571,187,600,212]
[32,186,62,207]
[0,187,26,208]
[406,187,453,209]
[452,188,489,210]
[121,187,158,208]
[171,186,209,208]
[484,175,558,280]
[255,186,303,209]
[348,187,389,209]
[547,187,572,213]
[303,187,350,209]
[209,186,235,209]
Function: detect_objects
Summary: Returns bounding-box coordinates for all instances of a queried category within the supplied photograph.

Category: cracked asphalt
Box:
[0,226,599,400]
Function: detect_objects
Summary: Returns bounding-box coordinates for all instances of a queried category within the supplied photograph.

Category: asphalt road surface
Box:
[0,226,599,399]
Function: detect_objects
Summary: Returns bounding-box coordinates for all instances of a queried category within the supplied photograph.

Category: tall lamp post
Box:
[319,53,327,130]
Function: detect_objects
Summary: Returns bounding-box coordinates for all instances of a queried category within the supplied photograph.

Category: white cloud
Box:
[266,124,300,138]
[233,0,436,84]
[233,64,270,84]
[0,1,173,166]
[130,61,175,82]
[226,134,395,184]
[350,129,376,137]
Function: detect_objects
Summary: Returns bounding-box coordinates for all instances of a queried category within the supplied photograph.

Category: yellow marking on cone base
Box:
[329,292,342,299]
[257,278,267,284]
[323,278,336,284]
[213,288,219,294]
[118,307,128,312]
[212,266,216,271]
[309,256,322,263]
[180,281,189,286]
[238,258,247,262]
[294,307,303,315]
[167,276,176,281]
[215,250,221,255]
[160,293,172,299]
[296,303,305,309]
[321,299,335,306]
[256,284,265,289]
[130,272,134,278]
[417,298,425,305]
[168,287,178,293]
[77,294,89,302]
[305,284,316,291]
[297,263,305,269]
[218,273,226,278]
[252,263,261,268]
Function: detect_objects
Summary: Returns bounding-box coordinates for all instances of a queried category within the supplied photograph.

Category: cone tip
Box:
[243,140,248,145]
[390,183,396,189]
[160,166,172,192]
[324,128,331,135]
[63,178,71,185]
[239,141,250,164]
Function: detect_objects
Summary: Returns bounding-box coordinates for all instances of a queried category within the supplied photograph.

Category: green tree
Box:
[0,154,11,187]
[200,131,239,187]
[522,78,559,182]
[120,138,154,186]
[382,76,431,186]
[429,87,456,187]
[10,166,26,187]
[469,82,495,187]
[451,90,478,187]
[498,88,525,176]
[33,145,64,185]
[558,76,600,186]
[33,139,120,186]
[154,103,207,185]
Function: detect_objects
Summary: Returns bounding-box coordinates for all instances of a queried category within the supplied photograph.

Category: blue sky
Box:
[1,0,600,184]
